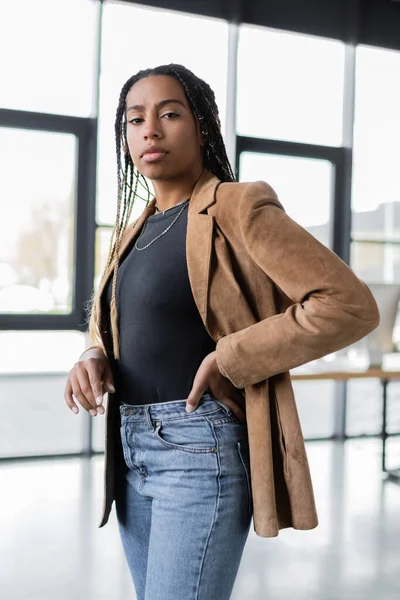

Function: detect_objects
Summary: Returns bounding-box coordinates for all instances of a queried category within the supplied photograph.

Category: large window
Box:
[2,1,399,458]
[236,25,345,440]
[348,45,400,437]
[0,0,99,448]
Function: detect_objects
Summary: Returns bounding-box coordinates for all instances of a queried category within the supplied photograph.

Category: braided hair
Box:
[88,63,236,359]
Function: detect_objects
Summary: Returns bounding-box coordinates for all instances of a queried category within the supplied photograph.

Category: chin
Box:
[140,162,180,181]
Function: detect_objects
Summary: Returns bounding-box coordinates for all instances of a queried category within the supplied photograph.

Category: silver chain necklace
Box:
[135,198,190,251]
[154,197,189,215]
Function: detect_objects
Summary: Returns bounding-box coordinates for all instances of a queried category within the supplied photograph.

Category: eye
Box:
[128,112,178,125]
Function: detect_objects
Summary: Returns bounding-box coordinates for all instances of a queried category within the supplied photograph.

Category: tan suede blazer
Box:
[93,168,379,537]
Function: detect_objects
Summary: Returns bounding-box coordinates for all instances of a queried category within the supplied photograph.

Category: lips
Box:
[141,146,168,158]
[141,151,168,163]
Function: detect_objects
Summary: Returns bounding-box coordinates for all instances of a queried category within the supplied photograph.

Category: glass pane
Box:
[239,152,333,248]
[384,437,400,472]
[95,227,113,293]
[0,330,87,374]
[350,244,400,351]
[350,242,400,283]
[0,373,86,457]
[0,330,88,457]
[352,46,400,241]
[346,379,382,436]
[292,381,335,439]
[97,0,229,225]
[0,128,76,314]
[0,0,98,116]
[387,381,400,435]
[237,25,345,146]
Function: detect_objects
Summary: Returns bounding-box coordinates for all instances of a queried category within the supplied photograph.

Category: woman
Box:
[64,63,380,600]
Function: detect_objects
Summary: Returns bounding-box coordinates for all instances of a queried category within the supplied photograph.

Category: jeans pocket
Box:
[206,394,248,425]
[153,416,217,454]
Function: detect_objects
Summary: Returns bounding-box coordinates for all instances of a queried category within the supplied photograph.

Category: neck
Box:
[152,165,204,212]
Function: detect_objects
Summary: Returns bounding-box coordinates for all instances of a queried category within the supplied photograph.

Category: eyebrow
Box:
[126,98,187,112]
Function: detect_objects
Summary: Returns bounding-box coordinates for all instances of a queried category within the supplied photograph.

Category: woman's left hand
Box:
[186,351,246,422]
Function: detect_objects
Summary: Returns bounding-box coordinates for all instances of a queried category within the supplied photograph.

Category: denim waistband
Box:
[119,392,232,421]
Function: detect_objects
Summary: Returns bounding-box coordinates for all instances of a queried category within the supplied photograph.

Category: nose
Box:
[143,114,161,140]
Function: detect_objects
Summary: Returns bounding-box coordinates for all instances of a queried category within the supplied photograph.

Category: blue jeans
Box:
[115,392,253,600]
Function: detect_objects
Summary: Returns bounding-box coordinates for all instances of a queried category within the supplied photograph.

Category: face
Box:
[124,75,205,181]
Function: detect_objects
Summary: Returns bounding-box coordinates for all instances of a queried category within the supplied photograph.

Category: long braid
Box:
[88,63,236,359]
[168,67,236,182]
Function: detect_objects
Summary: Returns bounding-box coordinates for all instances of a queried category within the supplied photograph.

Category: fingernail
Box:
[108,384,115,393]
[186,404,195,413]
[96,396,103,406]
[72,407,78,414]
[89,409,97,416]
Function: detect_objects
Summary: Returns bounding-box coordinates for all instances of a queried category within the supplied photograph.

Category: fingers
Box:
[186,390,246,423]
[75,360,105,415]
[221,397,246,423]
[64,379,79,414]
[186,398,198,413]
[64,357,114,416]
[186,389,203,412]
[102,363,116,395]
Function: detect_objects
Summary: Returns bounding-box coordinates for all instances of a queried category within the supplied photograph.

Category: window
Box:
[0,0,98,117]
[237,25,345,146]
[351,45,400,276]
[348,45,400,436]
[0,329,88,457]
[97,0,229,226]
[0,128,77,315]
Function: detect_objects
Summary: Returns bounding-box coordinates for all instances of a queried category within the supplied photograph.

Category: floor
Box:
[0,438,399,600]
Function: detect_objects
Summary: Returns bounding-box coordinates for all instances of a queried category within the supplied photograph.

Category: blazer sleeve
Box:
[215,181,380,389]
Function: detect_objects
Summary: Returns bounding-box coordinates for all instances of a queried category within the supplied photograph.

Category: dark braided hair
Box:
[89,63,236,358]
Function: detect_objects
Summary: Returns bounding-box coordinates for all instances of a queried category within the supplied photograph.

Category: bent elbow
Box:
[353,283,380,338]
[362,283,381,330]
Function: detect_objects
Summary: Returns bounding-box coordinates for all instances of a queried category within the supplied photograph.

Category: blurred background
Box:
[0,1,400,599]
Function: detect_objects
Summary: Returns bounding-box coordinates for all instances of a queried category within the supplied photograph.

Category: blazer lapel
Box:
[186,170,221,332]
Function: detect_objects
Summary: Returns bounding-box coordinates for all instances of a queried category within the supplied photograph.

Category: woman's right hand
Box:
[64,347,115,417]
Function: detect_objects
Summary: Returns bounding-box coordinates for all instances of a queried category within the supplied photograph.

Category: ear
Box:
[195,116,207,147]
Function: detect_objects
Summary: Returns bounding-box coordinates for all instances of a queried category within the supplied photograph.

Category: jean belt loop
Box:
[145,405,155,430]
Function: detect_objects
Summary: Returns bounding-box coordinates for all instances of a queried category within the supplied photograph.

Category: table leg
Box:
[381,379,388,473]
[381,378,400,483]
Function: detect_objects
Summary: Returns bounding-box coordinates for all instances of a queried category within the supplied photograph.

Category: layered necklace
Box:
[135,198,190,251]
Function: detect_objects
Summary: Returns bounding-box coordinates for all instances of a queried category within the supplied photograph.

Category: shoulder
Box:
[216,179,285,214]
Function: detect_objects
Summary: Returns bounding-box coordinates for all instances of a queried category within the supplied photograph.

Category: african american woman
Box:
[64,63,380,600]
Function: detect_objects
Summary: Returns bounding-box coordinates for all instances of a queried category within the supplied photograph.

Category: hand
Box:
[64,348,115,417]
[186,351,246,422]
